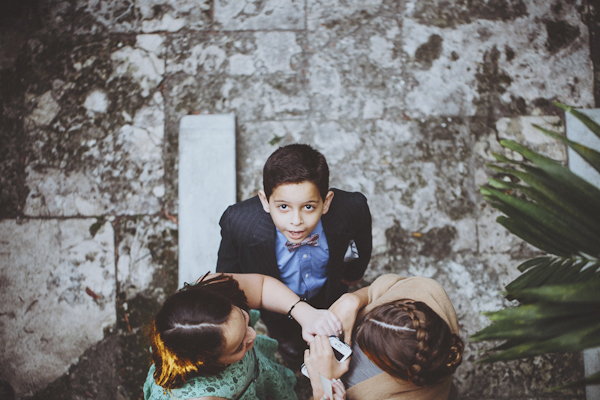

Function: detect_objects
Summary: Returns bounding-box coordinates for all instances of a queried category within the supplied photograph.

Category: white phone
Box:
[301,336,352,378]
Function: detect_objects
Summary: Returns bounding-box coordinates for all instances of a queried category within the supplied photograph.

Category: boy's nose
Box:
[291,211,303,225]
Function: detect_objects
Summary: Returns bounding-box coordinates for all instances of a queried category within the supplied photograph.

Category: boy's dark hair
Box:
[263,144,329,200]
[356,300,464,387]
[149,274,249,389]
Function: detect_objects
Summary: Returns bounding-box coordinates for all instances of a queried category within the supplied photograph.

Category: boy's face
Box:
[259,181,334,244]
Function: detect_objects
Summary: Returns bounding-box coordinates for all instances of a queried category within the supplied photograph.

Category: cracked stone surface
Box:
[0,219,116,397]
[14,35,166,217]
[0,0,597,398]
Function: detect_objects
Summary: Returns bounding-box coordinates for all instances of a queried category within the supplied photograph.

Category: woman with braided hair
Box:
[303,274,464,400]
[143,273,342,400]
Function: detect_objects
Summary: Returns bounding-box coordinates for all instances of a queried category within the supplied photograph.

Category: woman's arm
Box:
[205,273,342,342]
[328,286,369,344]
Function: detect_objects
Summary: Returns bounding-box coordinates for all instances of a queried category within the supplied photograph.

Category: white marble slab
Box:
[566,108,600,400]
[178,113,236,288]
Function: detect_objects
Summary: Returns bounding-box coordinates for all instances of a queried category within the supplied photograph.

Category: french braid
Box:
[357,300,464,387]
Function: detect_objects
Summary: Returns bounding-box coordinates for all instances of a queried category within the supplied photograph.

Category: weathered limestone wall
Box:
[0,0,597,399]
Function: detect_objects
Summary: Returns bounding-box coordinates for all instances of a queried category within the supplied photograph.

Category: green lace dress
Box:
[143,310,297,400]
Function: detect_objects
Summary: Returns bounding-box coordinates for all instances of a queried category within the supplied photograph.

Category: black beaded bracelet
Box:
[287,299,304,320]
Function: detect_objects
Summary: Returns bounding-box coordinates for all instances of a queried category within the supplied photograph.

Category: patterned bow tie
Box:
[285,233,319,252]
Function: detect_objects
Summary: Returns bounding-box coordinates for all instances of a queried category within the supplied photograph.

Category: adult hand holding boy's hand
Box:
[292,302,342,343]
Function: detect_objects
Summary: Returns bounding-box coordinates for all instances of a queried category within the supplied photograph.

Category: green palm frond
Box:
[473,102,600,390]
[551,370,600,391]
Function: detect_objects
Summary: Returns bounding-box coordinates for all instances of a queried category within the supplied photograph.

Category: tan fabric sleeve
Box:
[358,274,459,334]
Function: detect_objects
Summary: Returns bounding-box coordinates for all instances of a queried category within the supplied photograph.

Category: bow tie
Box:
[285,233,319,252]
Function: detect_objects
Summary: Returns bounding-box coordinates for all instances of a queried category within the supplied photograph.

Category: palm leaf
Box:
[501,140,600,211]
[473,106,600,388]
[517,256,553,272]
[555,102,600,139]
[533,123,600,175]
[472,312,599,343]
[482,186,596,256]
[487,164,600,234]
[483,302,597,322]
[478,324,600,363]
[509,282,600,303]
[505,258,591,295]
[551,370,600,391]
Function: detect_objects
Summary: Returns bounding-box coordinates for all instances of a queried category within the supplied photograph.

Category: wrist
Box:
[349,287,369,308]
[290,300,313,325]
[287,298,304,320]
[310,378,325,399]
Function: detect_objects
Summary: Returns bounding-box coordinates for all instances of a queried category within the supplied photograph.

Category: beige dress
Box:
[346,274,460,400]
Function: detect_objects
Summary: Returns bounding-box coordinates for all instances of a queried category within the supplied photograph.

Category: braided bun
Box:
[357,300,464,387]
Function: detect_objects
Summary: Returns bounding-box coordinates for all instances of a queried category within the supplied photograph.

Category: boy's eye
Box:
[304,205,314,210]
[278,204,288,210]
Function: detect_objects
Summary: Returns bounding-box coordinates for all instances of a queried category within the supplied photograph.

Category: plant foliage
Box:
[471,103,600,389]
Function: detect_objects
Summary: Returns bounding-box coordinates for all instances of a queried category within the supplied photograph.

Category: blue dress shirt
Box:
[275,220,329,299]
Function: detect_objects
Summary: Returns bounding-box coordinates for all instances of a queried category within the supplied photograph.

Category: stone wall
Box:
[0,0,597,399]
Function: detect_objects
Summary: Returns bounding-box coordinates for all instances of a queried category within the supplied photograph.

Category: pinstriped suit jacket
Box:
[216,188,373,307]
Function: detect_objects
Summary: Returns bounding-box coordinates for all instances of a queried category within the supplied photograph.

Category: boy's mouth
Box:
[287,230,305,240]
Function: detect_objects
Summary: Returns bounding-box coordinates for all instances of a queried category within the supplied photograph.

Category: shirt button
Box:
[303,254,307,259]
[305,274,309,278]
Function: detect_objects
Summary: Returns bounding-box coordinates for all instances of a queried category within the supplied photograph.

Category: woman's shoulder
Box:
[145,351,255,400]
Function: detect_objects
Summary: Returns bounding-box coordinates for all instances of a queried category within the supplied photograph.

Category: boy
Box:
[216,144,372,363]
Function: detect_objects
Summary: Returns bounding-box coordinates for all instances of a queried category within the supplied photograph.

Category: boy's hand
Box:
[328,293,362,344]
[292,302,342,343]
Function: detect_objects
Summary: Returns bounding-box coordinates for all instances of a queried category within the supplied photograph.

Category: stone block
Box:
[139,0,211,33]
[307,18,404,120]
[116,215,179,301]
[0,218,115,397]
[73,0,139,35]
[69,0,211,35]
[307,0,400,31]
[236,120,313,199]
[215,0,304,30]
[19,36,165,216]
[167,31,305,76]
[402,0,594,117]
[165,32,309,123]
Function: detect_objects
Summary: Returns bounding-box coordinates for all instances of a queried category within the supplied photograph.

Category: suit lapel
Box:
[322,211,350,260]
[247,214,280,279]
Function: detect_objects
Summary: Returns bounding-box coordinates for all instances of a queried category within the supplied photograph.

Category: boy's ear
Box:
[258,190,270,213]
[321,190,335,215]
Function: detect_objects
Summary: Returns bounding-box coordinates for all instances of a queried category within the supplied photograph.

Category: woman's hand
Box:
[305,336,349,400]
[328,292,363,344]
[292,302,342,343]
[328,379,346,400]
[305,335,350,379]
